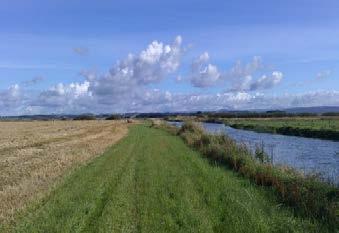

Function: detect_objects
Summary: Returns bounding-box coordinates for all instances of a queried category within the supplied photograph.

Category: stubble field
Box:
[0,120,128,224]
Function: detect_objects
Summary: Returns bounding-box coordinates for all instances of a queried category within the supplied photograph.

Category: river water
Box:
[168,121,339,184]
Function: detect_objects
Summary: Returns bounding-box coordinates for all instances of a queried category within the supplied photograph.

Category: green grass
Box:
[222,118,339,131]
[4,125,331,232]
[221,118,339,140]
[169,122,338,230]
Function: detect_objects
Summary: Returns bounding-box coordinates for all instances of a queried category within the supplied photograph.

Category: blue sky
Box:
[0,0,339,115]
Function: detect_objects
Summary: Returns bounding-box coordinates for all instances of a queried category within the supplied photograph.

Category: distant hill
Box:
[1,106,339,120]
[216,106,339,114]
[283,106,339,114]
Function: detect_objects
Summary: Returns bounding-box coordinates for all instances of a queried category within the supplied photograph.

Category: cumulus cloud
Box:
[225,57,284,92]
[31,82,92,113]
[89,36,183,99]
[1,83,338,115]
[0,84,21,107]
[226,56,263,80]
[174,92,253,111]
[249,71,283,91]
[288,90,339,107]
[316,70,331,80]
[164,90,339,112]
[190,52,221,88]
[1,35,336,115]
[0,84,26,115]
[187,54,282,91]
[17,36,183,114]
[229,75,253,92]
[185,54,281,92]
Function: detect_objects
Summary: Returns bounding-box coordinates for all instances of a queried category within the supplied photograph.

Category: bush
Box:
[73,115,96,120]
[178,121,204,135]
[106,114,122,120]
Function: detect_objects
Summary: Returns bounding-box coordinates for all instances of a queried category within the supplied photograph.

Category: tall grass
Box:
[159,121,339,230]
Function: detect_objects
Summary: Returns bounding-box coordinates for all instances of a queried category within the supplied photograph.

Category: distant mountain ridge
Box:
[283,106,339,114]
[1,106,338,120]
[216,106,339,114]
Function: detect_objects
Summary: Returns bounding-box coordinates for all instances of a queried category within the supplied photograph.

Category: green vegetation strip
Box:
[221,118,339,141]
[163,122,338,230]
[4,125,333,232]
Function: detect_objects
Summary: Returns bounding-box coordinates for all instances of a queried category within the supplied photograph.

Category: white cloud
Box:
[1,35,337,115]
[249,71,283,91]
[230,75,253,92]
[32,82,92,111]
[188,55,282,91]
[226,56,263,80]
[2,83,338,115]
[164,90,339,112]
[225,57,283,92]
[288,90,339,107]
[0,84,25,114]
[69,82,91,98]
[16,36,183,114]
[0,84,20,104]
[316,70,331,79]
[190,52,221,88]
[89,36,183,99]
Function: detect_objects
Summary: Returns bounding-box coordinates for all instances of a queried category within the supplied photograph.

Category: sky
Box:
[1,0,339,115]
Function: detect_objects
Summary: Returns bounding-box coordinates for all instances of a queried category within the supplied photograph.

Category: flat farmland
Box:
[222,117,339,131]
[8,125,328,232]
[221,117,339,140]
[0,120,128,224]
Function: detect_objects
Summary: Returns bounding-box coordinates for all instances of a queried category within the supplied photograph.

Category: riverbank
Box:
[167,120,339,184]
[2,124,332,232]
[158,122,338,231]
[221,118,339,141]
[166,116,339,141]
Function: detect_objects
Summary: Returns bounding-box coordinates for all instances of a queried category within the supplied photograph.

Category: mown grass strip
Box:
[4,125,333,232]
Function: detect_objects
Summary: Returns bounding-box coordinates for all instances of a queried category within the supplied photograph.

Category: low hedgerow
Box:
[157,121,339,229]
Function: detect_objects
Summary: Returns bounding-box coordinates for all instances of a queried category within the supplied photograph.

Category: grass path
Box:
[7,125,324,232]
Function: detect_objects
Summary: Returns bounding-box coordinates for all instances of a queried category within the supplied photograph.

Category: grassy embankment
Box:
[219,118,339,141]
[158,122,338,231]
[2,124,332,232]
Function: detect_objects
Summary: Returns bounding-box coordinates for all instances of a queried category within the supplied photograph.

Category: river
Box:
[167,121,339,184]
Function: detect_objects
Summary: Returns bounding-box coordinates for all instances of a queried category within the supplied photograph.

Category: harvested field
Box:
[0,120,128,224]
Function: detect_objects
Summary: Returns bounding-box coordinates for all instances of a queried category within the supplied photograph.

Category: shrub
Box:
[178,121,204,135]
[106,114,122,120]
[73,114,96,120]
